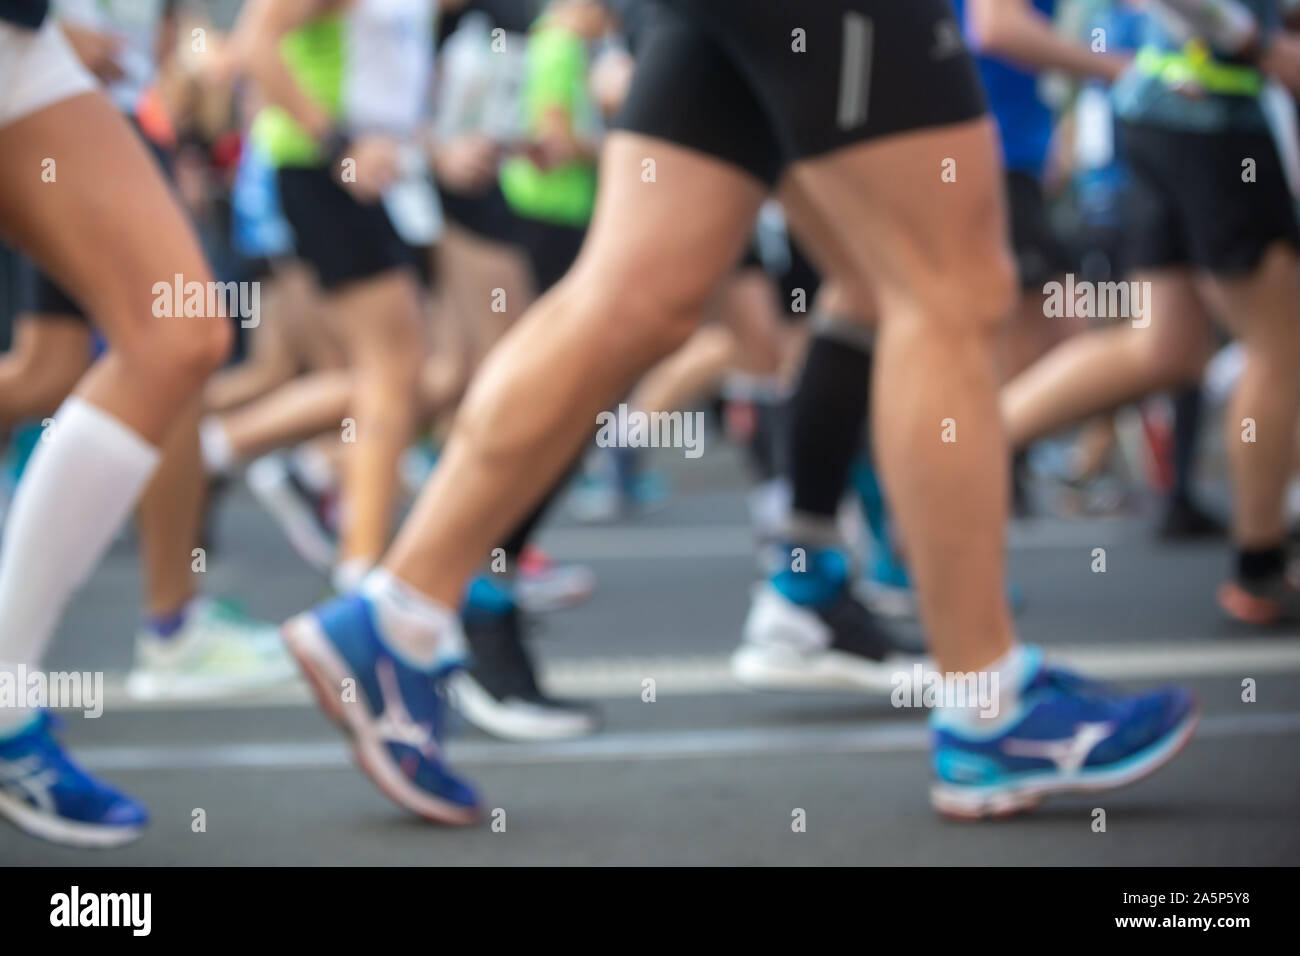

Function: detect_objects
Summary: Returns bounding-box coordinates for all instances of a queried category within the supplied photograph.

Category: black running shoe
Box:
[450,607,600,740]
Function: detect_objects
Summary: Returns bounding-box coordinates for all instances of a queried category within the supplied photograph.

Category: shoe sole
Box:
[123,660,298,702]
[447,671,599,741]
[281,614,480,826]
[0,790,144,849]
[514,573,597,614]
[929,706,1201,821]
[730,644,912,693]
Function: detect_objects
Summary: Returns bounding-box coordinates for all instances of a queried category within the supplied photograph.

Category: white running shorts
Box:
[0,18,97,130]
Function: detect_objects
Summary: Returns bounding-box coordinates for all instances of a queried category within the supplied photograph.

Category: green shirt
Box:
[499,22,598,226]
[250,16,345,168]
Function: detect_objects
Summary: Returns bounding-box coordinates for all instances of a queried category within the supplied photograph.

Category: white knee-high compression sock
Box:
[0,397,160,733]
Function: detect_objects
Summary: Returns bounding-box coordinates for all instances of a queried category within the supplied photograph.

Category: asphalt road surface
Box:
[4,447,1298,865]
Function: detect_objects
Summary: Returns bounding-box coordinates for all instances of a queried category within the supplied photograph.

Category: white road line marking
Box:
[75,711,1300,772]
[534,518,1133,561]
[84,639,1300,711]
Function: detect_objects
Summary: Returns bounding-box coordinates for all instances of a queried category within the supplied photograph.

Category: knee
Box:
[891,248,1017,342]
[144,315,234,388]
[963,250,1020,336]
[181,316,234,379]
[583,267,710,361]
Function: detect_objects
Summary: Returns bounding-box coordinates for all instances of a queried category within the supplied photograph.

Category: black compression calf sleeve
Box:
[499,459,581,562]
[788,319,872,521]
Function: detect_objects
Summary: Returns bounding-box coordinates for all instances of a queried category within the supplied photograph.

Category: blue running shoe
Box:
[930,648,1199,819]
[0,712,147,848]
[282,594,480,824]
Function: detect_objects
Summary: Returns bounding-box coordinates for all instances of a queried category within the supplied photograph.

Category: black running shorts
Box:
[516,218,586,294]
[277,167,417,290]
[615,0,986,187]
[1120,123,1300,276]
[440,183,522,246]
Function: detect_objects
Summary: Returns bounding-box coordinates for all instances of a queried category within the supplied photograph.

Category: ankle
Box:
[361,568,466,671]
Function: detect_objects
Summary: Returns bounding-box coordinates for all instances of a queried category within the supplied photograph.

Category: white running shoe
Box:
[515,548,596,613]
[125,597,298,701]
[246,454,337,575]
[732,583,924,693]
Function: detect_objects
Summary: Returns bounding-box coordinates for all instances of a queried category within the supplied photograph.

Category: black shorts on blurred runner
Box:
[1120,123,1300,276]
[278,167,418,290]
[615,0,986,186]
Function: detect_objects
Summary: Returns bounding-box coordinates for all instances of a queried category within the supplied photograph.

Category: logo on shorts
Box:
[836,12,874,130]
[931,19,965,60]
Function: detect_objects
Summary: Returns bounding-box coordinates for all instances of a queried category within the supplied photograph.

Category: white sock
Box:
[331,557,375,594]
[360,567,466,671]
[198,414,235,475]
[0,398,160,733]
[931,644,1037,733]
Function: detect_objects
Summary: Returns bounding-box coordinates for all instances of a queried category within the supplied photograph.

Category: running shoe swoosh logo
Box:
[0,756,58,813]
[373,658,436,753]
[1000,721,1116,773]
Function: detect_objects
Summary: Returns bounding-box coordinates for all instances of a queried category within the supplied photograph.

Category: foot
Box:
[0,712,148,848]
[732,582,923,692]
[281,594,480,824]
[515,546,597,613]
[1217,570,1300,626]
[126,596,297,701]
[930,651,1198,819]
[247,453,339,575]
[452,605,599,740]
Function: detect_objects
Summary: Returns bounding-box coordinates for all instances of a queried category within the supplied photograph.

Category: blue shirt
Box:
[953,0,1058,175]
